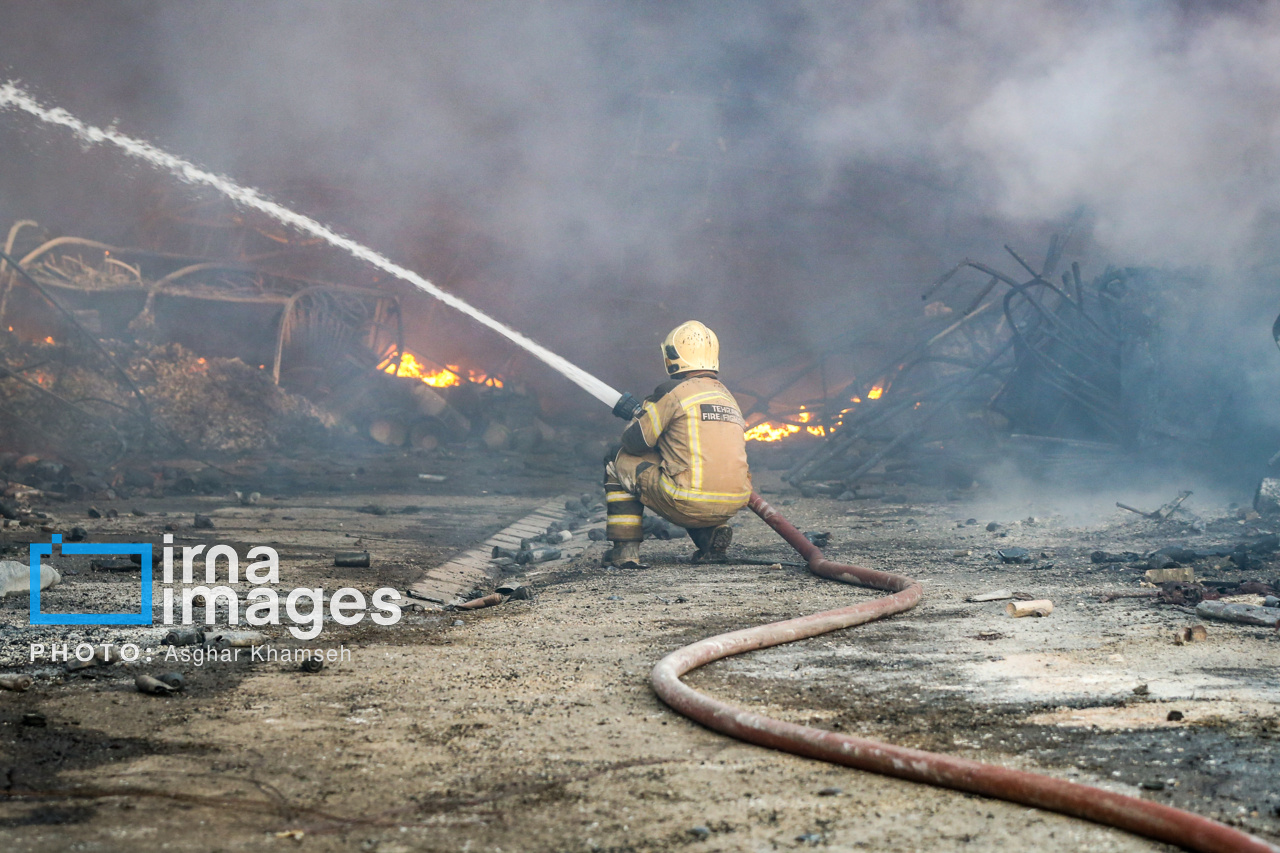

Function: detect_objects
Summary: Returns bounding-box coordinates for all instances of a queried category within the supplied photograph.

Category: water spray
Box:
[1,83,1272,853]
[0,82,625,412]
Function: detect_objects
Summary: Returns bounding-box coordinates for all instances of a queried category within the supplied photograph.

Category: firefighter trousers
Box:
[603,449,740,542]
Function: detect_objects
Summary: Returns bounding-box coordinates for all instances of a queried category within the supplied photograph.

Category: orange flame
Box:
[746,404,832,442]
[379,350,503,389]
[457,365,504,388]
[744,422,801,442]
[385,351,460,387]
[867,384,884,400]
[744,421,830,442]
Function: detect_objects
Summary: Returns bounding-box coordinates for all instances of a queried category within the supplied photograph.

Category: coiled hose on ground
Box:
[650,492,1280,853]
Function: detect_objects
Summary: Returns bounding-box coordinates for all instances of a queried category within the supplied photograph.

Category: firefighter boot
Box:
[604,540,648,570]
[689,524,733,563]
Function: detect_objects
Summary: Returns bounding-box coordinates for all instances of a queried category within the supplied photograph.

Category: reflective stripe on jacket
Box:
[620,374,751,507]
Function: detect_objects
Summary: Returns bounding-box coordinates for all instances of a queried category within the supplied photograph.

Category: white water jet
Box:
[0,82,621,407]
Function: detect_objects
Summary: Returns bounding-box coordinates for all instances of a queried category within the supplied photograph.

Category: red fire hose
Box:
[650,492,1280,853]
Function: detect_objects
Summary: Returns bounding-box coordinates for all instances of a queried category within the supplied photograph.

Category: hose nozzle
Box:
[612,392,642,420]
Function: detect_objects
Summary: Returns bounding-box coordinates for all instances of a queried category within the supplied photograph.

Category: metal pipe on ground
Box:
[649,491,1279,853]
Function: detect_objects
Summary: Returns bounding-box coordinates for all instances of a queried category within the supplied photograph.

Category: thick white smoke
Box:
[2,1,1279,416]
[799,1,1280,270]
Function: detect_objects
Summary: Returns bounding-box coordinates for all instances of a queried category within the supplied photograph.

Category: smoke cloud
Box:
[2,1,1279,424]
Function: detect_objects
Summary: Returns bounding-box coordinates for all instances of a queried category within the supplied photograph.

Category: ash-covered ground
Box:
[1,445,1278,853]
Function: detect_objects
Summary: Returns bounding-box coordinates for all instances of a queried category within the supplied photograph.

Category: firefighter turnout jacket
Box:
[608,371,752,532]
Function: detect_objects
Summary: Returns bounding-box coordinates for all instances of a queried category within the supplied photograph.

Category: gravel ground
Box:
[1,461,1277,852]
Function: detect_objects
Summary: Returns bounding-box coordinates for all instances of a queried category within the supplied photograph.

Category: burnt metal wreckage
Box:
[739,228,1240,494]
[0,219,400,460]
[0,219,558,495]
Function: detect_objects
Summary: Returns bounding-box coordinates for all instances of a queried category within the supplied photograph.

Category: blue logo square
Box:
[29,535,153,626]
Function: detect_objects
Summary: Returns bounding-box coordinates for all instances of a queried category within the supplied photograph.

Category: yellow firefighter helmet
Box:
[662,320,719,375]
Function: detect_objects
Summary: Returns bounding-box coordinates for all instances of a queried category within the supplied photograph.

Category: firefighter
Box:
[604,320,752,568]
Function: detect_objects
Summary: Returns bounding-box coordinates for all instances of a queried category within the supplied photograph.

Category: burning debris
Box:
[737,231,1246,495]
[0,332,330,458]
[141,344,331,453]
[0,220,570,480]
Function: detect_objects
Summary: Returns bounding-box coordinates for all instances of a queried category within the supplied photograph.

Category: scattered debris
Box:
[968,589,1013,602]
[454,592,504,611]
[1092,550,1142,564]
[518,547,561,565]
[1254,478,1280,515]
[1173,625,1209,645]
[90,645,122,665]
[156,672,185,690]
[1145,567,1195,584]
[996,547,1031,564]
[0,673,33,692]
[0,560,61,596]
[1195,600,1280,628]
[300,658,324,673]
[495,582,532,600]
[1117,491,1193,522]
[334,551,371,568]
[207,630,267,648]
[1157,582,1213,607]
[803,531,831,548]
[1006,599,1053,618]
[165,627,204,646]
[135,674,179,696]
[521,528,574,548]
